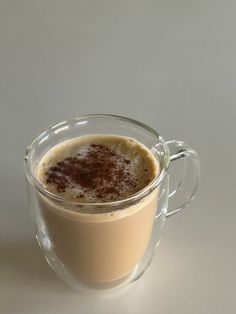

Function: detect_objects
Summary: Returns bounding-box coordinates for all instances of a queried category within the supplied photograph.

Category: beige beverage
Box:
[36,135,159,283]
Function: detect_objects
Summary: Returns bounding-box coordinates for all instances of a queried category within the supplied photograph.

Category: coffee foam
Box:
[37,135,159,203]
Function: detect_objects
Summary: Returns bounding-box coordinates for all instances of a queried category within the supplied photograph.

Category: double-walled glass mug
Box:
[24,114,200,294]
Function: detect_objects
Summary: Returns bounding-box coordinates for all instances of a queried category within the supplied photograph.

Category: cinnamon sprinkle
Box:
[45,144,138,201]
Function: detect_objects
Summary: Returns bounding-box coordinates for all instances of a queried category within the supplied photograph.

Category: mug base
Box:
[38,235,139,296]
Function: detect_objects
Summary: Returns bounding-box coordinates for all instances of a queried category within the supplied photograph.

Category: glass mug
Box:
[24,114,200,294]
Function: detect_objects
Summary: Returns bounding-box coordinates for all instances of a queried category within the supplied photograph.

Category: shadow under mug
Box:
[24,114,200,295]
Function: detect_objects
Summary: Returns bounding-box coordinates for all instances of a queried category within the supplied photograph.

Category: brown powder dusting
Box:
[45,144,139,201]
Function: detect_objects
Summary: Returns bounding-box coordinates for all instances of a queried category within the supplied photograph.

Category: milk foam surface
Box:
[37,135,159,203]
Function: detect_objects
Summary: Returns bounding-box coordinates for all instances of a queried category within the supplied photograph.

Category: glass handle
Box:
[165,140,200,217]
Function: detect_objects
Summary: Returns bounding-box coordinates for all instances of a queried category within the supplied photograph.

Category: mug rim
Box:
[24,114,170,209]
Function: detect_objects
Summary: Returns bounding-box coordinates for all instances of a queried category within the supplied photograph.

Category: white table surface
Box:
[0,1,235,313]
